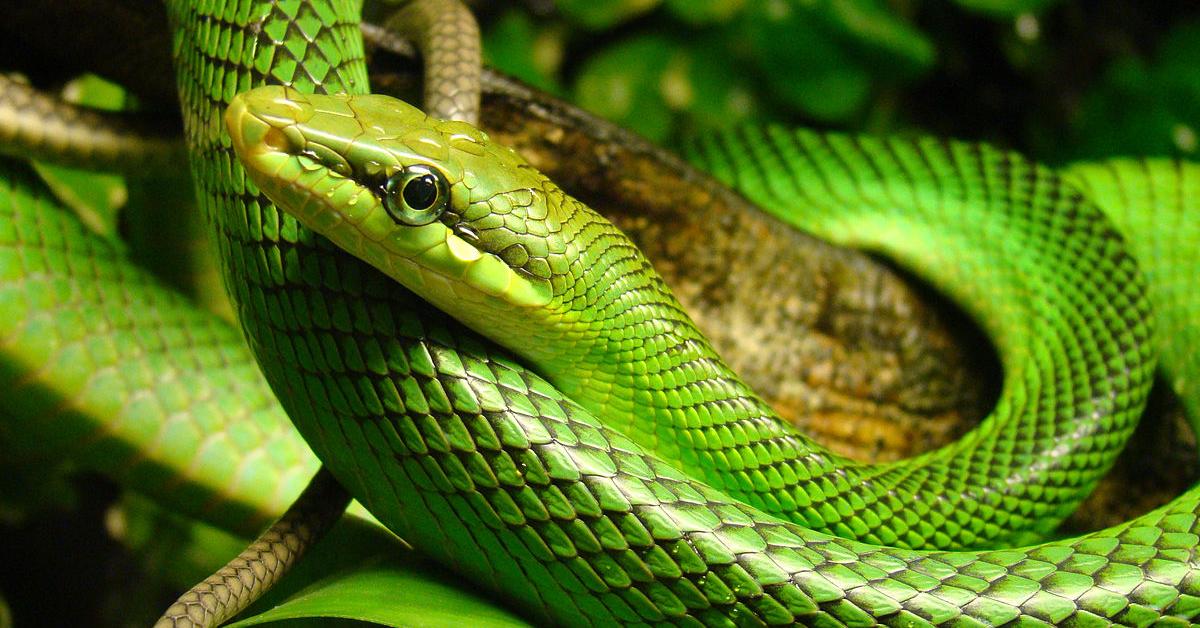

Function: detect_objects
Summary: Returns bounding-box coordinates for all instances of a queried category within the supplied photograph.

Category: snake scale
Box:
[0,0,1197,625]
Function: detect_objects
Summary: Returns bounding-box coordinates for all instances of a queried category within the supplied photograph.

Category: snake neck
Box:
[482,194,796,470]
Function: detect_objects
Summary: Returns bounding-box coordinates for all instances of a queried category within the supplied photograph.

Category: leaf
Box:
[228,556,531,628]
[218,514,529,628]
[117,493,529,628]
[33,163,126,238]
[738,3,876,121]
[673,42,764,132]
[822,0,935,71]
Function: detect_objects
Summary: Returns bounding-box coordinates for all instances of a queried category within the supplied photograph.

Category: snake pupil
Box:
[382,165,447,226]
[403,174,439,210]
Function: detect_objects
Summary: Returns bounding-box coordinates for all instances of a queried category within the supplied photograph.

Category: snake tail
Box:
[0,74,181,172]
[154,468,349,628]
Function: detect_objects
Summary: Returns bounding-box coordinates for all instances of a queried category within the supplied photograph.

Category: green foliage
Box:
[483,10,564,95]
[229,557,530,628]
[225,518,528,628]
[480,1,1198,163]
[484,0,938,140]
[1060,20,1200,161]
[555,0,660,29]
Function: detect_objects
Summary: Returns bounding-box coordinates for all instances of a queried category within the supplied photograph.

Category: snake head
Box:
[226,86,568,319]
[228,85,694,407]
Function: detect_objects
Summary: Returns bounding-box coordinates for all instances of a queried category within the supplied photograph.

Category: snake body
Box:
[185,2,1200,625]
[227,86,1155,557]
[2,0,1197,624]
[0,156,315,535]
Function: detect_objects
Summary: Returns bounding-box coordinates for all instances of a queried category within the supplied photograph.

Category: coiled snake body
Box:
[4,0,1200,625]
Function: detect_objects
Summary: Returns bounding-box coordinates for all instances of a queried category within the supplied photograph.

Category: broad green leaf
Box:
[33,163,126,238]
[738,3,875,121]
[117,494,528,628]
[823,0,935,71]
[673,42,764,133]
[773,63,872,122]
[229,556,531,628]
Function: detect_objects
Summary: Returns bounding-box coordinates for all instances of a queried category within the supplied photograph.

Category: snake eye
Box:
[383,165,448,226]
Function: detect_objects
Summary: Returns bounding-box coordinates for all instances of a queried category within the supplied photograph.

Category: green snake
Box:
[2,0,1199,625]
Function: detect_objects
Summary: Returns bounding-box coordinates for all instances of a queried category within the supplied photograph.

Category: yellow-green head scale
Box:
[227,86,558,305]
[226,86,696,416]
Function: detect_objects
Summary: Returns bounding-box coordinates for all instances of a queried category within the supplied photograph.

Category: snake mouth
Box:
[226,88,552,309]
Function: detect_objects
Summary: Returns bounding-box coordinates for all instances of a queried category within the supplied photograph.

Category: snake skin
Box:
[0,157,315,535]
[1063,160,1200,435]
[157,3,482,623]
[153,0,1200,624]
[227,88,1153,552]
[383,0,481,125]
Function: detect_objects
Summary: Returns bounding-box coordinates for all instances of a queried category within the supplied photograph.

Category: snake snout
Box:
[226,87,315,161]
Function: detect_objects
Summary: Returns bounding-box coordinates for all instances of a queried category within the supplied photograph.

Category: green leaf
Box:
[228,555,531,628]
[217,513,529,628]
[33,163,126,238]
[671,41,764,133]
[738,3,875,121]
[118,494,529,628]
[822,0,935,71]
[774,63,872,122]
[555,0,662,30]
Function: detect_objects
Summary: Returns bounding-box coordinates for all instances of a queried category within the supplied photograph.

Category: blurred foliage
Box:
[1051,20,1200,162]
[478,0,1199,162]
[951,0,1060,18]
